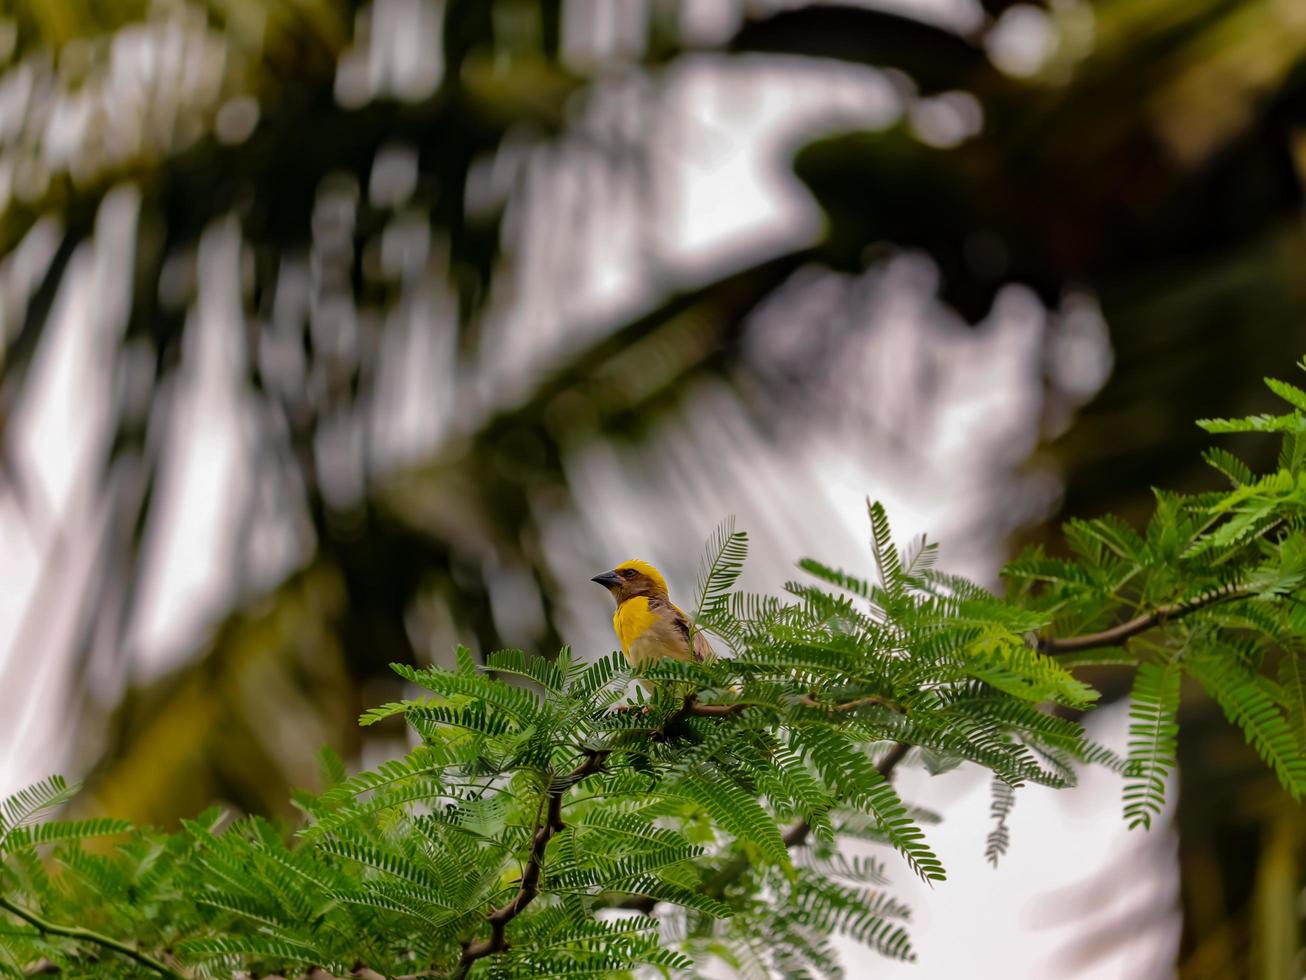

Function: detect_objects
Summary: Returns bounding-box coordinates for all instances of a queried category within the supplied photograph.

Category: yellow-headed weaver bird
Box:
[591,560,714,668]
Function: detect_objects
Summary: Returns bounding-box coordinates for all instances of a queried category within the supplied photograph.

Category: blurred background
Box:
[0,0,1302,976]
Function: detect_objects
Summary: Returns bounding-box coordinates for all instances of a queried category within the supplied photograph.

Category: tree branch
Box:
[0,895,184,979]
[1034,583,1249,654]
[457,750,608,974]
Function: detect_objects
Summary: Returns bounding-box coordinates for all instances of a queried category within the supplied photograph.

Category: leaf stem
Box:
[0,895,184,979]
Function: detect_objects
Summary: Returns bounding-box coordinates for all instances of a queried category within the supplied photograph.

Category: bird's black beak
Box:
[591,571,622,589]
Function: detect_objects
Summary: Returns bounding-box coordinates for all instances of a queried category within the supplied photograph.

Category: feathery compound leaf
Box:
[610,876,733,917]
[795,850,891,886]
[1002,552,1100,590]
[300,778,447,837]
[1265,376,1306,413]
[675,771,789,869]
[390,661,545,724]
[765,748,836,841]
[566,650,629,700]
[1279,430,1306,474]
[965,628,1098,708]
[862,778,947,884]
[867,500,904,595]
[1124,661,1181,829]
[314,840,451,898]
[4,818,132,850]
[791,727,943,882]
[901,534,939,579]
[788,872,915,961]
[797,559,874,600]
[1188,652,1306,799]
[693,517,749,623]
[984,779,1016,867]
[484,648,567,694]
[316,746,348,790]
[0,776,77,845]
[1197,412,1306,434]
[575,810,697,853]
[1064,516,1147,564]
[1203,447,1255,487]
[313,744,458,810]
[358,697,433,726]
[1051,646,1139,669]
[1279,650,1306,756]
[177,935,333,968]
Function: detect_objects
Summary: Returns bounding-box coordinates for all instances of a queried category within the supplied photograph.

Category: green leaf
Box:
[1064,516,1146,564]
[1189,652,1306,799]
[315,746,348,790]
[1265,377,1306,413]
[692,516,749,624]
[607,876,733,917]
[4,818,131,849]
[867,500,903,596]
[484,648,567,694]
[675,771,789,869]
[1278,650,1306,757]
[861,778,946,884]
[901,534,939,579]
[984,779,1015,867]
[1203,447,1255,487]
[566,650,629,701]
[1198,413,1306,434]
[795,727,944,882]
[798,558,875,600]
[1124,660,1181,830]
[965,628,1098,708]
[391,661,545,724]
[789,872,915,961]
[0,776,78,846]
[359,696,437,726]
[177,935,332,968]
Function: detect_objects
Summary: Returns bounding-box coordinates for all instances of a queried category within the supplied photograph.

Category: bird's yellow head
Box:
[591,559,669,604]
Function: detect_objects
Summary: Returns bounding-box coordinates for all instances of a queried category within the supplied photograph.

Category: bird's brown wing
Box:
[691,629,715,662]
[665,601,715,662]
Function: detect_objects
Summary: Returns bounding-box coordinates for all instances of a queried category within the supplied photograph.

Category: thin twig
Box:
[682,699,748,717]
[798,693,901,714]
[686,691,899,718]
[1034,583,1249,654]
[457,750,608,974]
[0,895,184,979]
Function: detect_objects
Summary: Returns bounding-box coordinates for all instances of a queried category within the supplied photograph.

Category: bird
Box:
[590,559,714,669]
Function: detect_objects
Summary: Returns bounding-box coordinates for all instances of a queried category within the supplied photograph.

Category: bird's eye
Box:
[622,569,635,579]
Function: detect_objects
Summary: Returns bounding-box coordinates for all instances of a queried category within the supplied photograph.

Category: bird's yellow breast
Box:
[612,597,693,668]
[613,597,661,655]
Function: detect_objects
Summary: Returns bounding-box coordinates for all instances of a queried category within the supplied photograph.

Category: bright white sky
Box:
[0,3,1161,977]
